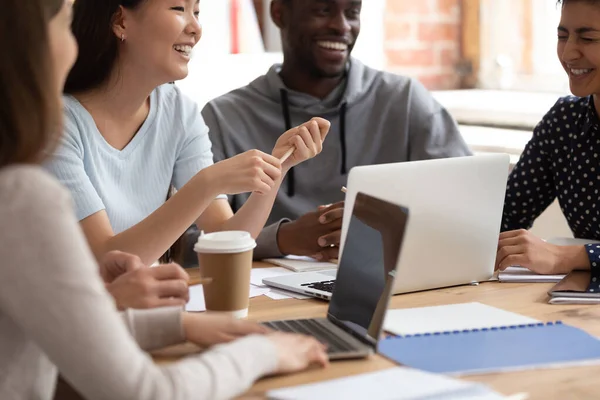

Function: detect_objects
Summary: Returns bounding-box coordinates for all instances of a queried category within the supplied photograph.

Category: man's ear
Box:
[270,0,286,29]
[111,5,127,41]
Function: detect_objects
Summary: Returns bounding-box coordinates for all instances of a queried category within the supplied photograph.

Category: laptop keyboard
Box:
[301,280,335,293]
[262,319,360,355]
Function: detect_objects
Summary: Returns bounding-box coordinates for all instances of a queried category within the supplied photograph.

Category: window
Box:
[477,0,568,93]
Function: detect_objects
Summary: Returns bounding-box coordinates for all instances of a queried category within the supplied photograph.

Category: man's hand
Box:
[496,229,589,274]
[107,263,190,310]
[277,202,344,260]
[99,250,144,284]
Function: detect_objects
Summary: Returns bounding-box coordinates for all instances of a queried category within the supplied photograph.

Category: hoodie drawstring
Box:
[339,102,348,174]
[279,89,295,196]
[279,90,348,197]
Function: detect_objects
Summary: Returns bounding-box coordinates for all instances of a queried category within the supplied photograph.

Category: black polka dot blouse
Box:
[501,95,600,268]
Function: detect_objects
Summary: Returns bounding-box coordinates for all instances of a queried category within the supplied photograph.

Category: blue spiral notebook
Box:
[379,321,600,375]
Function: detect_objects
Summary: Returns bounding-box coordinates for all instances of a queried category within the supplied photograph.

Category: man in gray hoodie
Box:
[201,0,471,260]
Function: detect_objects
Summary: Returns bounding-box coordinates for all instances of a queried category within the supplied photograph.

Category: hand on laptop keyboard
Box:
[266,332,329,373]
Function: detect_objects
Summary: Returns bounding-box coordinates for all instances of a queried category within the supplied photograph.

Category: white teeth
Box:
[317,41,348,51]
[173,45,192,55]
[570,68,593,76]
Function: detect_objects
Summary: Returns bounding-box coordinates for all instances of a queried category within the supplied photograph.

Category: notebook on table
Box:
[548,270,600,304]
[497,266,566,283]
[383,302,539,336]
[379,321,600,375]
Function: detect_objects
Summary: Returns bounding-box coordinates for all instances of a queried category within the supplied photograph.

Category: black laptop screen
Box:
[327,192,409,345]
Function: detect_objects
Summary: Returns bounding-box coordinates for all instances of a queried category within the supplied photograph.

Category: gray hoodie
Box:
[202,58,471,259]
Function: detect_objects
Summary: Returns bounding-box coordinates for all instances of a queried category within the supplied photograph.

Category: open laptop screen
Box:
[327,192,409,346]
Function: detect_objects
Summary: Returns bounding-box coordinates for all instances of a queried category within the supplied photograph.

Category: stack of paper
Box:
[263,255,337,272]
[267,367,508,400]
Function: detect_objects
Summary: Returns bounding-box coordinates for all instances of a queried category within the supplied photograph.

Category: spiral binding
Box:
[392,321,563,338]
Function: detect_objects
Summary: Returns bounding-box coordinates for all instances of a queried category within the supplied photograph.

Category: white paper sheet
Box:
[267,367,507,400]
[185,284,270,312]
[186,284,207,312]
[264,288,311,300]
[384,302,538,336]
[250,267,295,287]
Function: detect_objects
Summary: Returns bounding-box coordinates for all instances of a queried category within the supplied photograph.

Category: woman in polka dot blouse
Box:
[496,0,600,275]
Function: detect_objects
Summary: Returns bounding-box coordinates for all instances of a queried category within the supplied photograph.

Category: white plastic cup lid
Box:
[194,231,256,254]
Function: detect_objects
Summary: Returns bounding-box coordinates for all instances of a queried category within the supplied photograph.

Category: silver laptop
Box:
[262,192,409,359]
[343,154,509,294]
[265,154,509,298]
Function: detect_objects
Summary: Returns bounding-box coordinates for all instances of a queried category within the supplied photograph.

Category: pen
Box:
[280,147,295,163]
[188,277,213,287]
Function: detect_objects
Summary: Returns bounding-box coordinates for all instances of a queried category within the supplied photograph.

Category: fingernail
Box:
[318,238,327,247]
[319,216,327,223]
[313,253,323,260]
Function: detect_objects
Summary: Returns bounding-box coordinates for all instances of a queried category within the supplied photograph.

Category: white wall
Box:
[177,53,283,109]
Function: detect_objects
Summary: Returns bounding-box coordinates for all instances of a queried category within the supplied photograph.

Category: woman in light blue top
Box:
[45,0,330,283]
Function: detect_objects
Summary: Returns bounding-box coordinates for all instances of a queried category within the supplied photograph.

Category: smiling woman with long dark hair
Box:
[45,0,330,273]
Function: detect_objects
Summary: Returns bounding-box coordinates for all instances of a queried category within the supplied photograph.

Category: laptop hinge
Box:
[327,313,378,349]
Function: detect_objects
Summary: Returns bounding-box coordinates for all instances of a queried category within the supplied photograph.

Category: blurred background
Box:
[190,0,567,92]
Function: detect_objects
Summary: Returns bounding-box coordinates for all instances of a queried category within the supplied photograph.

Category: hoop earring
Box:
[121,34,125,42]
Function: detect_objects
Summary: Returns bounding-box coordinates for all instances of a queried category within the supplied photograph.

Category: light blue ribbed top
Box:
[45,84,224,234]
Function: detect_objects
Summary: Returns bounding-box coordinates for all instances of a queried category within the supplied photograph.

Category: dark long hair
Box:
[65,0,147,94]
[0,0,64,168]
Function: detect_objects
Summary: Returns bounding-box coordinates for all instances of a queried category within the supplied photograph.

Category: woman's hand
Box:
[496,229,589,274]
[106,263,190,310]
[267,332,329,374]
[182,313,271,347]
[272,117,330,170]
[182,315,328,374]
[205,149,282,195]
[98,250,143,283]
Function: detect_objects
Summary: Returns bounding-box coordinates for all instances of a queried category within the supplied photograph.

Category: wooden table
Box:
[155,264,600,399]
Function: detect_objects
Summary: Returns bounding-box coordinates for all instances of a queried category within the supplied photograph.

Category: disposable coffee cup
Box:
[194,231,256,318]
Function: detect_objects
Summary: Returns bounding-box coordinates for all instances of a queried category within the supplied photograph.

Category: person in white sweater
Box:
[0,1,328,399]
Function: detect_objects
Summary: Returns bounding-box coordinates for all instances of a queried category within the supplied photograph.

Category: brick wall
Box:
[384,0,462,90]
[252,0,463,90]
